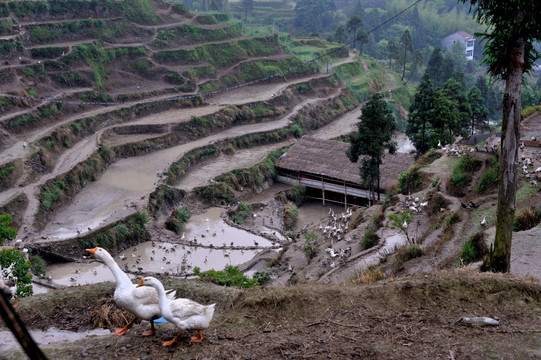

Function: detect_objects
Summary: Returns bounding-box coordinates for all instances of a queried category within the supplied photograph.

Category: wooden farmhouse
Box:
[275,137,415,206]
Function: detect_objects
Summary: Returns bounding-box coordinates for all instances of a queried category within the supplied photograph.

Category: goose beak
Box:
[136,277,144,288]
[85,247,98,255]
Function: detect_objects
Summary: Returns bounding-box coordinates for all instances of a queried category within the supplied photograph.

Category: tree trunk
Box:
[401,47,407,81]
[491,41,525,272]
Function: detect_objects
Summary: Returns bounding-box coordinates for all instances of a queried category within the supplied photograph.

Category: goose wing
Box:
[170,299,208,320]
[132,285,159,305]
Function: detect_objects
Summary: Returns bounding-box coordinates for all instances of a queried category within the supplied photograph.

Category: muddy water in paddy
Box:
[294,201,348,232]
[42,110,298,240]
[44,208,275,288]
[177,142,291,191]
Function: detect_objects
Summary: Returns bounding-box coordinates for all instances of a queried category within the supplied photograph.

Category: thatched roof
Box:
[275,136,415,190]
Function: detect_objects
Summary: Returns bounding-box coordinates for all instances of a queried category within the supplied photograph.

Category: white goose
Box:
[137,276,215,346]
[86,247,175,336]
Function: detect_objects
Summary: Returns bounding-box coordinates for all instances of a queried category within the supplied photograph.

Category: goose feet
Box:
[190,331,204,343]
[162,332,182,347]
[141,321,156,336]
[114,317,136,336]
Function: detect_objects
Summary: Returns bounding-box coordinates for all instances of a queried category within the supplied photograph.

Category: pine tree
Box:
[347,93,397,202]
[426,47,444,87]
[407,74,435,155]
[467,86,489,135]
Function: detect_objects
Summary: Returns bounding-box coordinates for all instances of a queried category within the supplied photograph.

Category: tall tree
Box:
[347,15,362,50]
[442,78,472,138]
[399,29,413,81]
[241,0,253,21]
[347,93,397,202]
[459,0,541,272]
[467,86,489,135]
[431,88,458,145]
[407,74,435,155]
[426,47,444,87]
[475,75,501,120]
[387,40,398,69]
[404,49,423,85]
[333,25,347,44]
[355,26,369,54]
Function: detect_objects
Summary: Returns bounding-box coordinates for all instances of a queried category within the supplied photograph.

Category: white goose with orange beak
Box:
[86,247,175,336]
[138,276,215,346]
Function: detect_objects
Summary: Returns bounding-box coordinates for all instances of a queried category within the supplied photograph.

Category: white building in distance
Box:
[441,31,475,60]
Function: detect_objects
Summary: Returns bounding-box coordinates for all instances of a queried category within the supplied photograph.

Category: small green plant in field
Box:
[29,252,47,277]
[165,207,190,234]
[513,208,541,232]
[0,248,32,297]
[388,209,415,244]
[397,166,421,194]
[459,233,488,264]
[283,203,299,230]
[0,214,17,245]
[230,201,251,225]
[303,232,318,259]
[474,157,499,194]
[431,176,440,187]
[193,265,258,288]
[361,228,378,250]
[285,184,306,205]
[349,265,385,284]
[253,271,272,285]
[396,244,423,262]
[460,241,476,264]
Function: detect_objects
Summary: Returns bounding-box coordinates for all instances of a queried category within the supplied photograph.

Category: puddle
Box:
[46,261,119,287]
[0,327,111,352]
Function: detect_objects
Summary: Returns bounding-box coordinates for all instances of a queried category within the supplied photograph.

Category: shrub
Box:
[303,232,318,259]
[349,265,385,284]
[193,265,258,288]
[0,248,32,297]
[474,157,499,194]
[513,208,541,232]
[460,232,488,264]
[361,229,379,250]
[29,252,47,277]
[283,203,299,230]
[230,201,251,225]
[0,214,17,246]
[285,184,306,205]
[449,155,482,191]
[427,193,449,216]
[397,166,421,194]
[165,207,190,234]
[396,244,423,262]
[253,271,272,285]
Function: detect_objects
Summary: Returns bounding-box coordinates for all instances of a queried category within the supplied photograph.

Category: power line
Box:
[0,0,422,107]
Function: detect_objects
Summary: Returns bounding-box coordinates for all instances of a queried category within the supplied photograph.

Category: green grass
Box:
[193,265,258,288]
[516,181,539,204]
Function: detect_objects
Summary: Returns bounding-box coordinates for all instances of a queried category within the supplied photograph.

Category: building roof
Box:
[274,136,415,191]
[456,31,473,40]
